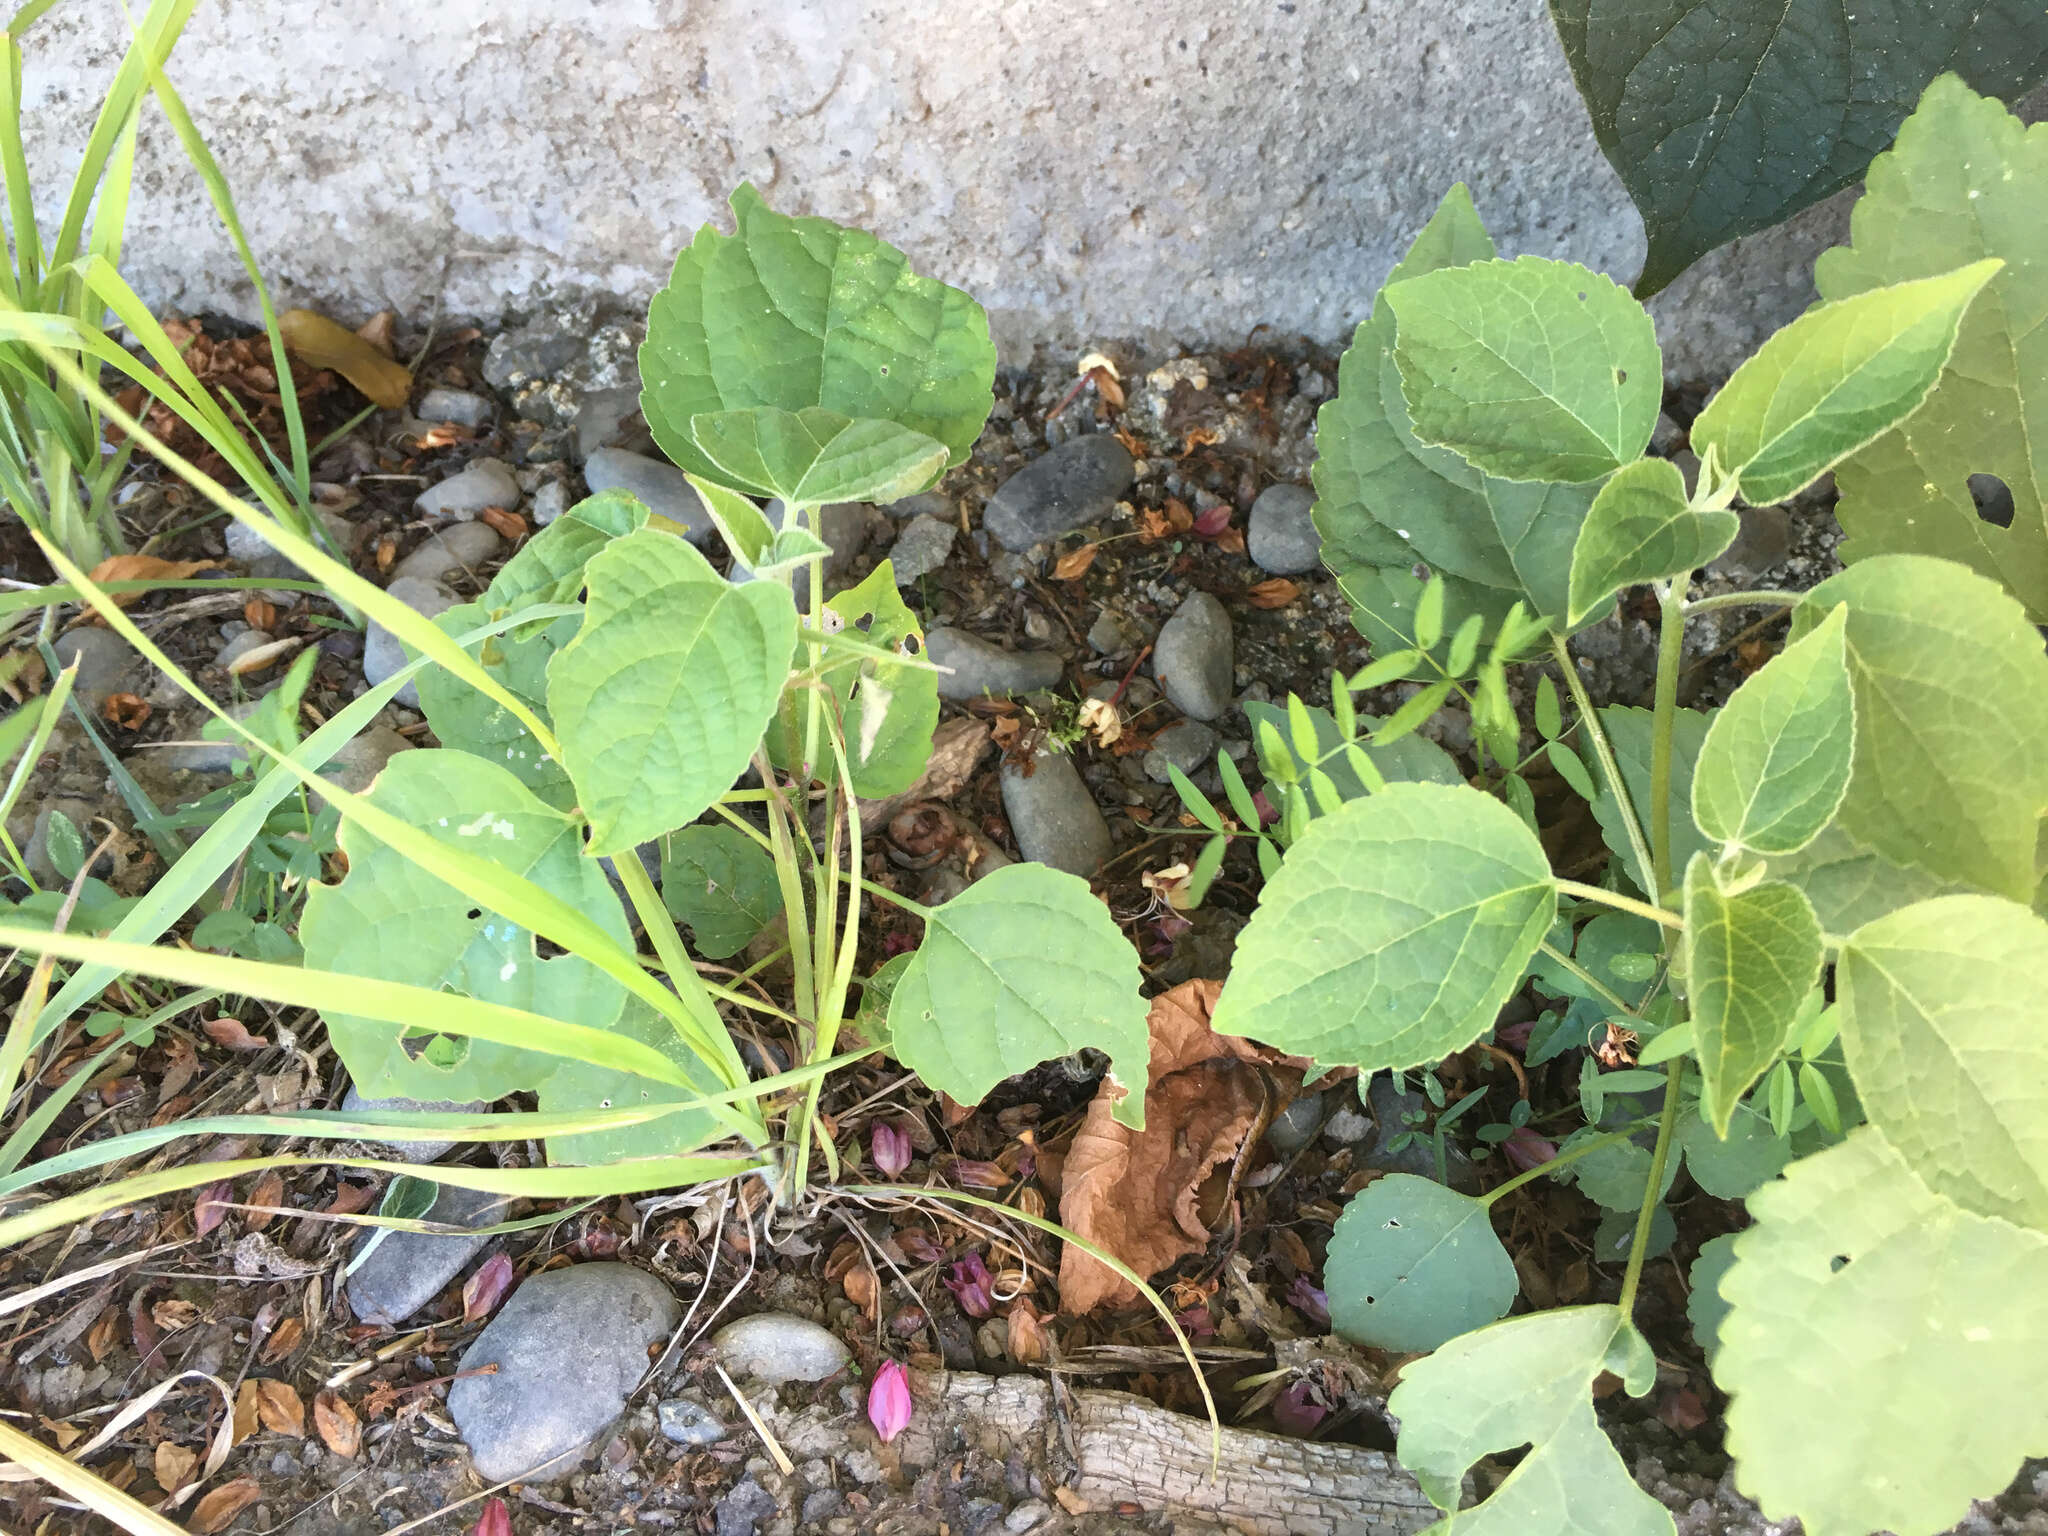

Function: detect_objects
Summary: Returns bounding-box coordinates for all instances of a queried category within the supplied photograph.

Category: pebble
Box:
[889,490,952,522]
[151,699,259,774]
[339,1085,483,1164]
[1710,504,1791,580]
[980,435,1134,551]
[50,627,137,707]
[529,478,572,526]
[888,515,957,584]
[1142,720,1219,784]
[1086,607,1147,657]
[345,1185,509,1326]
[1264,1090,1325,1153]
[711,1313,852,1386]
[575,386,640,459]
[1247,484,1321,575]
[1005,1500,1052,1533]
[801,1490,846,1523]
[390,522,503,585]
[1323,1106,1373,1144]
[417,387,495,429]
[449,1264,681,1482]
[415,457,521,522]
[715,1479,778,1536]
[582,447,713,544]
[483,317,587,392]
[1000,748,1112,876]
[927,628,1063,701]
[212,629,275,671]
[988,549,1038,589]
[225,507,353,587]
[657,1396,727,1446]
[363,576,458,709]
[959,1499,1005,1534]
[1151,593,1235,721]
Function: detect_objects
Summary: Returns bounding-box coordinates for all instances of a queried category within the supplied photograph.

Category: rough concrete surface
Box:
[19,0,1899,379]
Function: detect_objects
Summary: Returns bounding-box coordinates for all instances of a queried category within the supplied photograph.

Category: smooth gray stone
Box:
[1247,483,1320,575]
[1151,592,1234,721]
[1264,1089,1324,1153]
[345,1184,508,1326]
[1142,719,1219,784]
[340,1085,484,1163]
[981,435,1133,551]
[710,1312,852,1386]
[450,1263,680,1482]
[581,447,713,544]
[415,457,520,521]
[529,478,571,526]
[482,317,586,392]
[574,386,640,460]
[1000,748,1111,876]
[390,521,502,585]
[211,629,275,671]
[417,387,495,428]
[657,1395,727,1446]
[927,627,1062,701]
[362,576,457,709]
[715,1479,778,1536]
[889,514,957,584]
[51,627,138,707]
[225,507,354,587]
[1086,607,1147,657]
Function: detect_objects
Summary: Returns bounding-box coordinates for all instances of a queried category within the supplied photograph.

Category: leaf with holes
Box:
[690,407,951,506]
[659,825,783,960]
[1325,1174,1517,1353]
[887,863,1150,1128]
[1567,457,1737,625]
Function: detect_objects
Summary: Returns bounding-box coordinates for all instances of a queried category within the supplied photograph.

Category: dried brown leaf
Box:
[231,1380,260,1445]
[243,1171,286,1232]
[461,1252,515,1323]
[153,1441,197,1495]
[252,1377,304,1436]
[242,597,277,631]
[313,1389,360,1458]
[260,1316,304,1364]
[1006,1300,1048,1364]
[84,555,210,608]
[193,1179,233,1238]
[279,309,412,408]
[1245,578,1301,610]
[102,692,150,728]
[189,1475,262,1534]
[84,1305,121,1362]
[1052,542,1100,581]
[202,1016,267,1052]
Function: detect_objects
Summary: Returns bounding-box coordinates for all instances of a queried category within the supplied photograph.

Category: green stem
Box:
[1549,633,1658,899]
[1554,880,1683,931]
[1647,573,1690,901]
[1479,1125,1648,1208]
[1617,1058,1686,1318]
[1682,588,1800,618]
[755,751,818,1029]
[1534,940,1640,1018]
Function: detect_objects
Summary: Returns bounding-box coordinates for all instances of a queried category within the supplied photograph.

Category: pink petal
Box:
[867,1359,913,1442]
[462,1253,515,1322]
[469,1497,512,1536]
[871,1122,913,1179]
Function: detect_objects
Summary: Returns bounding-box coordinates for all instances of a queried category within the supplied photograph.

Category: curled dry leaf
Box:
[192,1183,233,1240]
[227,635,301,677]
[1056,979,1311,1313]
[462,1252,515,1322]
[1006,1299,1049,1364]
[278,308,413,409]
[243,597,277,631]
[1245,578,1301,610]
[1077,696,1122,747]
[477,505,528,541]
[85,1305,121,1362]
[260,1316,304,1364]
[189,1476,262,1535]
[153,1440,198,1496]
[252,1377,305,1436]
[84,554,211,608]
[1053,542,1100,581]
[231,1380,260,1445]
[313,1389,360,1458]
[202,1016,268,1052]
[243,1170,286,1231]
[101,692,150,729]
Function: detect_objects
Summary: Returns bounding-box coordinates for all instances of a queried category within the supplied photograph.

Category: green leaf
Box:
[1391,1304,1675,1535]
[1684,858,1824,1137]
[640,183,996,488]
[1592,1202,1674,1264]
[1588,706,1716,891]
[1544,741,1595,803]
[1530,911,1660,1009]
[1784,556,2048,902]
[1691,261,2001,507]
[1210,783,1555,1075]
[299,750,630,1101]
[1325,1174,1517,1353]
[1685,1233,1739,1359]
[1768,822,1973,939]
[689,406,950,506]
[1566,1127,1679,1213]
[1680,1103,1791,1201]
[1386,256,1661,484]
[659,825,783,960]
[1534,674,1561,740]
[1838,895,2048,1231]
[547,529,798,856]
[1243,700,1460,805]
[686,473,776,570]
[1693,605,1855,857]
[1817,77,2048,620]
[886,863,1149,1128]
[1567,458,1737,625]
[1547,4,2048,296]
[538,997,724,1165]
[1717,1128,2048,1536]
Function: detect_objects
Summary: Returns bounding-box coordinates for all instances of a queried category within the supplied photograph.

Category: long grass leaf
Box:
[0,1417,188,1536]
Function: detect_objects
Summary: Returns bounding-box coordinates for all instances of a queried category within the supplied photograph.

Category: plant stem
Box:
[1534,940,1639,1017]
[755,751,818,1030]
[1479,1125,1647,1208]
[1553,880,1684,930]
[1647,573,1691,901]
[1617,1058,1686,1317]
[1682,588,1801,617]
[1549,633,1658,899]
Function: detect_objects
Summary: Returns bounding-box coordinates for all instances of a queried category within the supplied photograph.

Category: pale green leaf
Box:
[1210,783,1555,1075]
[686,473,776,570]
[1242,699,1460,807]
[1816,77,2048,619]
[659,825,783,960]
[690,406,950,506]
[1686,1232,1738,1358]
[1386,256,1661,484]
[1327,1174,1516,1352]
[887,864,1149,1128]
[1718,1128,2048,1536]
[1839,894,2048,1231]
[538,998,724,1166]
[1767,822,1975,938]
[1691,260,2001,506]
[1567,457,1737,625]
[641,184,996,486]
[1566,1127,1679,1213]
[1684,858,1824,1137]
[1591,1202,1674,1264]
[1679,1103,1790,1201]
[1391,1304,1674,1535]
[1589,706,1716,889]
[547,529,798,857]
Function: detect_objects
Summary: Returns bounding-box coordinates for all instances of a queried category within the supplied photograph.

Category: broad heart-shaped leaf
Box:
[1683,857,1824,1137]
[1786,556,2048,902]
[538,997,724,1166]
[1768,821,1976,939]
[690,407,949,506]
[1818,76,2048,619]
[1681,1102,1792,1202]
[1717,1128,2048,1536]
[887,863,1149,1128]
[640,183,996,488]
[1386,256,1661,485]
[1391,1304,1673,1535]
[1693,604,1854,857]
[1589,706,1716,894]
[1210,783,1555,1075]
[659,824,783,960]
[1839,895,2048,1231]
[1567,457,1737,625]
[300,750,629,1102]
[1548,2,2048,297]
[547,529,798,857]
[1325,1174,1516,1353]
[1690,260,2002,507]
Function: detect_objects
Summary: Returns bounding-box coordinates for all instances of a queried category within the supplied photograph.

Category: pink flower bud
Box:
[1285,1275,1330,1330]
[469,1497,512,1536]
[1502,1126,1559,1174]
[944,1252,995,1318]
[867,1359,912,1443]
[870,1121,913,1179]
[1272,1380,1327,1436]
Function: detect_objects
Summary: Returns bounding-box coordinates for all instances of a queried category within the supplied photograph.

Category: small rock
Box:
[415,457,521,522]
[340,1085,483,1164]
[715,1479,779,1536]
[1004,1500,1052,1533]
[1711,504,1792,580]
[1650,412,1686,457]
[346,1185,508,1325]
[889,515,957,584]
[582,447,713,544]
[959,1499,1005,1534]
[226,507,353,587]
[363,576,458,709]
[530,478,572,527]
[417,387,495,429]
[981,435,1135,551]
[212,629,275,671]
[890,490,952,522]
[927,628,1063,701]
[1142,720,1219,784]
[1152,593,1235,721]
[1000,748,1112,876]
[1086,607,1147,657]
[315,726,412,801]
[657,1396,727,1447]
[51,627,138,707]
[449,1263,681,1483]
[711,1313,852,1386]
[800,1489,846,1523]
[1247,484,1320,575]
[841,1448,885,1485]
[1323,1106,1373,1144]
[1264,1090,1325,1153]
[390,522,503,586]
[483,317,588,392]
[575,387,640,459]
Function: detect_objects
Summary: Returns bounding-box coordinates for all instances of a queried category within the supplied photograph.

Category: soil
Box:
[2,309,2041,1536]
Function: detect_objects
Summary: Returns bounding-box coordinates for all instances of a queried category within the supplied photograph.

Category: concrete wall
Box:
[21,0,1860,381]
